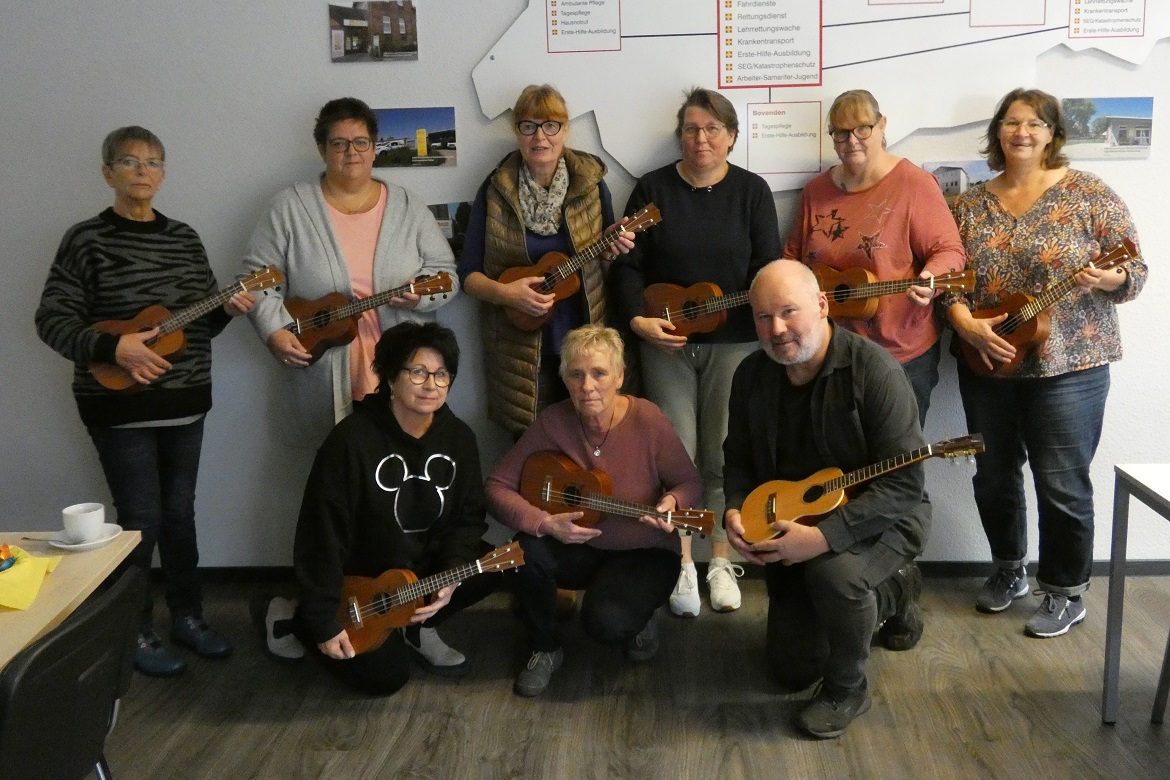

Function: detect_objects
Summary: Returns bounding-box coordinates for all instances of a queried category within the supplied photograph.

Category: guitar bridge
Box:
[766,493,776,524]
[347,597,362,628]
[541,479,551,504]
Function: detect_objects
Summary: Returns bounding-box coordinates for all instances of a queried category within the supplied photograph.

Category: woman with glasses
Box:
[461,84,633,439]
[260,321,498,694]
[35,126,256,677]
[243,97,457,445]
[784,89,965,430]
[610,87,782,617]
[941,88,1147,638]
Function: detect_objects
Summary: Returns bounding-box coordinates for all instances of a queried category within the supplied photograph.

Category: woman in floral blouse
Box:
[942,88,1147,639]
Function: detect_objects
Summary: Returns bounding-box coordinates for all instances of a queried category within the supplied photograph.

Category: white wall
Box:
[2,2,1167,566]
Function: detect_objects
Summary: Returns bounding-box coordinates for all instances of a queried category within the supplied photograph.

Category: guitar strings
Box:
[539,486,707,531]
[349,548,518,622]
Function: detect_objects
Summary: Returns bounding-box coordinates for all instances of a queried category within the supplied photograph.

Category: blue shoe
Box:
[172,614,232,658]
[135,633,187,677]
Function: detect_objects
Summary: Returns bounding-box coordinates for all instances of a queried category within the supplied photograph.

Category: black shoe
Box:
[879,562,924,651]
[797,682,872,739]
[172,614,232,659]
[134,632,187,677]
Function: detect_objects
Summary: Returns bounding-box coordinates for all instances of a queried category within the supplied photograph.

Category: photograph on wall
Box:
[373,106,456,168]
[329,1,418,62]
[428,202,471,261]
[923,160,994,204]
[1061,97,1153,161]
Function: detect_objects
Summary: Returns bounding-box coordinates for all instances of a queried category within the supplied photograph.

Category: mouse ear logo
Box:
[375,453,457,533]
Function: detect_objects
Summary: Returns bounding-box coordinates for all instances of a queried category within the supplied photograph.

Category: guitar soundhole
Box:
[372,592,392,615]
[563,486,583,508]
[803,485,825,503]
[681,300,701,321]
[314,308,331,323]
[831,285,850,304]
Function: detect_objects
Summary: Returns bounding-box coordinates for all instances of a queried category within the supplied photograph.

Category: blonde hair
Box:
[512,84,570,125]
[559,324,625,381]
[826,90,882,135]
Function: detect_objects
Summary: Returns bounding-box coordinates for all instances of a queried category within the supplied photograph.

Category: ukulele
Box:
[641,281,748,338]
[960,239,1137,378]
[519,451,714,536]
[339,542,524,656]
[814,266,975,321]
[282,272,453,365]
[499,203,662,331]
[89,265,284,391]
[738,435,984,544]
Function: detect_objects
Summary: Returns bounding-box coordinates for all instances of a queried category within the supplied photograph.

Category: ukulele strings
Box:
[294,283,411,332]
[351,563,475,621]
[993,250,1129,336]
[658,289,749,322]
[540,486,701,530]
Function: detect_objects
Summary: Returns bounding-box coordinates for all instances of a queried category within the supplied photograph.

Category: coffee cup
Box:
[62,502,105,544]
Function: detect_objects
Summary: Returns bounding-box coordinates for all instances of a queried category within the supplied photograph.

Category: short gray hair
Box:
[102,126,165,166]
[559,324,625,381]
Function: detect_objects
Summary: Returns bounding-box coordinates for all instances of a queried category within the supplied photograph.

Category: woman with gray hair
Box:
[610,87,782,616]
[486,324,702,697]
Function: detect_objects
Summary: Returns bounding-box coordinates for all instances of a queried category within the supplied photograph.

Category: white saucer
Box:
[48,523,123,552]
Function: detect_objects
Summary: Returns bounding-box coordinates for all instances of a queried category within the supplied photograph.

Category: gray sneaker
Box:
[514,648,563,697]
[626,613,659,662]
[1025,593,1086,638]
[975,567,1030,613]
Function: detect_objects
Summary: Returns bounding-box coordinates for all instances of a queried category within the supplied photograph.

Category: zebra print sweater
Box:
[35,208,232,428]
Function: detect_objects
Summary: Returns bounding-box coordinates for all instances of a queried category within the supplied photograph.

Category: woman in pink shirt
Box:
[784,90,965,425]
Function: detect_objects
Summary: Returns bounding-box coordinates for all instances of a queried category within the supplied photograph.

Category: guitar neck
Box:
[541,233,620,291]
[329,281,415,321]
[158,281,248,335]
[843,277,919,301]
[998,250,1133,333]
[387,561,484,607]
[569,490,700,530]
[826,444,942,492]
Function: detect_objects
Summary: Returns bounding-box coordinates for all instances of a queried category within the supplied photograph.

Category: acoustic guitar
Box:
[519,451,714,536]
[738,434,984,544]
[641,281,748,338]
[499,203,662,331]
[89,265,284,391]
[339,542,524,656]
[960,239,1138,378]
[813,266,975,321]
[282,272,453,365]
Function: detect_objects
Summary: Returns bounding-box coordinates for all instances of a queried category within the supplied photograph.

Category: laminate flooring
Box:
[105,576,1170,779]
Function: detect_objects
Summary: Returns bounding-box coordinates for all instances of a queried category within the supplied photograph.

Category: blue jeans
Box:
[957,365,1109,594]
[901,339,941,429]
[88,418,206,630]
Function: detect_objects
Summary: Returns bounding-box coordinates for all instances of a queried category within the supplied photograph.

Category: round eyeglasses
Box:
[327,137,373,153]
[401,366,452,387]
[109,157,165,172]
[999,119,1049,134]
[830,117,881,144]
[516,120,563,137]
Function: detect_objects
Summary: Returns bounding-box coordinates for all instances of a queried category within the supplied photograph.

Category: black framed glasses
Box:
[516,120,563,136]
[830,116,881,143]
[401,366,452,387]
[327,137,373,153]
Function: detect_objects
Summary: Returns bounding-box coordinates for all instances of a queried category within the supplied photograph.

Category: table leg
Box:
[1102,473,1131,724]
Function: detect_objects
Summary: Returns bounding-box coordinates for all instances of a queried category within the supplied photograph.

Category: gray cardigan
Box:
[243,177,458,445]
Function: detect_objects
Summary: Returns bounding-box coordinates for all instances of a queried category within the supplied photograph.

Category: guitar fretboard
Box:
[831,278,919,302]
[822,444,940,493]
[662,289,750,321]
[369,561,482,612]
[157,280,250,336]
[291,281,426,334]
[542,486,707,533]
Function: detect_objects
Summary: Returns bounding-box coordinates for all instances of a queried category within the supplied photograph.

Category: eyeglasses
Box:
[999,119,1050,134]
[109,157,165,172]
[516,120,563,137]
[401,366,452,387]
[327,137,373,153]
[681,123,726,139]
[830,117,881,144]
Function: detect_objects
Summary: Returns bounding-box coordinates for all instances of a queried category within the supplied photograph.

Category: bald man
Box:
[723,259,930,738]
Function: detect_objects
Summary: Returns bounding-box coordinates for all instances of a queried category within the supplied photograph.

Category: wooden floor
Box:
[105,576,1170,779]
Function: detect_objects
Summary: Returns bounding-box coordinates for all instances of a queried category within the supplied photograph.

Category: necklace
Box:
[579,403,617,457]
[323,179,377,215]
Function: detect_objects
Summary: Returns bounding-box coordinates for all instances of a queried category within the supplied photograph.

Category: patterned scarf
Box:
[517,157,569,236]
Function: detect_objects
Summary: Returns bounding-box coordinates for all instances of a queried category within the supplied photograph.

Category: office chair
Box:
[0,566,146,780]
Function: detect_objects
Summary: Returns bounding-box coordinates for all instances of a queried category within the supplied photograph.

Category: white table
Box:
[0,529,140,669]
[1102,464,1170,724]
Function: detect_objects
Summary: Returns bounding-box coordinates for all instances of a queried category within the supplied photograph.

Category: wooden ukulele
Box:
[519,451,714,536]
[641,281,748,338]
[499,203,662,331]
[814,266,975,321]
[89,265,284,391]
[960,239,1137,378]
[738,435,984,544]
[282,272,453,365]
[339,542,524,656]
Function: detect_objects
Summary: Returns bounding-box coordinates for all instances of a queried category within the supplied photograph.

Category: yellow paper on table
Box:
[0,546,63,610]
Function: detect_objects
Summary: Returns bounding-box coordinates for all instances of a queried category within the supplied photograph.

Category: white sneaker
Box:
[402,626,467,677]
[707,557,744,612]
[262,597,305,660]
[669,562,701,617]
